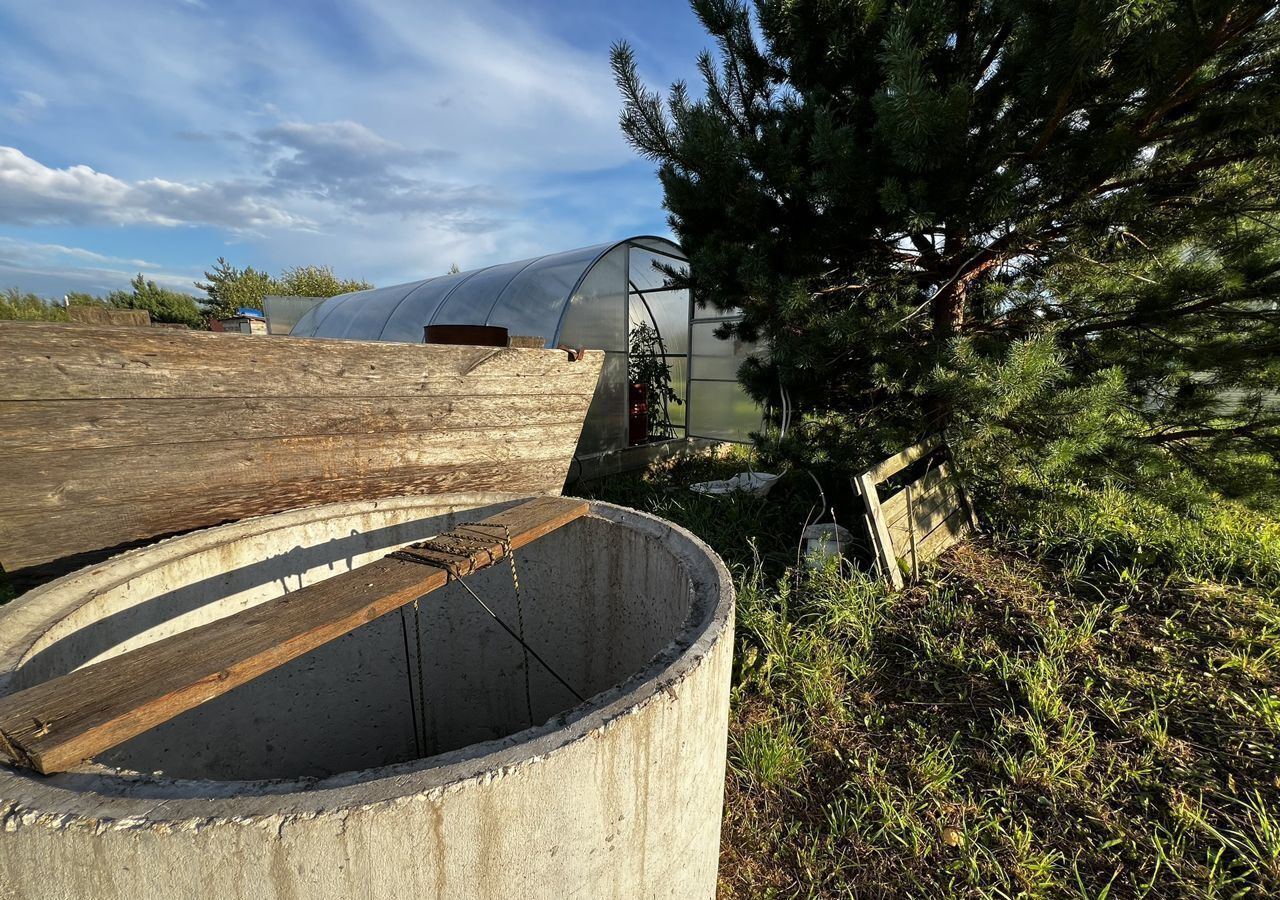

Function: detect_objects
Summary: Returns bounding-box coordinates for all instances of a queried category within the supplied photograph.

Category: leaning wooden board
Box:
[855,438,978,587]
[0,322,604,582]
[0,497,588,774]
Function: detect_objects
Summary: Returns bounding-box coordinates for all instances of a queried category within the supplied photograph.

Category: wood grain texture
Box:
[854,473,904,590]
[881,464,953,526]
[858,438,971,588]
[0,497,588,774]
[885,465,961,548]
[67,307,150,327]
[913,506,969,564]
[863,435,941,484]
[882,464,968,570]
[0,322,604,575]
[0,323,593,400]
[0,397,584,453]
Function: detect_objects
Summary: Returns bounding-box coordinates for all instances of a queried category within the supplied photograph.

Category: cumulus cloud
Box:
[0,236,165,270]
[0,147,306,229]
[0,0,677,295]
[254,120,491,217]
[0,107,507,232]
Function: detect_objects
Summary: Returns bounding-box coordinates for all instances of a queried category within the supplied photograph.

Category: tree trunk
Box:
[931,276,966,340]
[924,278,967,431]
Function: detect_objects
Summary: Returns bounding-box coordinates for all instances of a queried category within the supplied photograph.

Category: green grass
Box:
[574,451,1280,898]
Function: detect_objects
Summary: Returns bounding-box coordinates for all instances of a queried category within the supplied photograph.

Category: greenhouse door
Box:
[685,309,764,443]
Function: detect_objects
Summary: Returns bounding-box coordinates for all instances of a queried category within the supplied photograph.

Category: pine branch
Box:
[1144,421,1280,444]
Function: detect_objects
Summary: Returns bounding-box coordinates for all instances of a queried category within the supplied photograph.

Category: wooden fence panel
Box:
[886,470,962,556]
[855,441,975,586]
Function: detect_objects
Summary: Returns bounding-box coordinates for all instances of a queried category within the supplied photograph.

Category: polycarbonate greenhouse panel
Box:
[689,321,766,382]
[262,297,325,335]
[559,245,627,353]
[320,284,417,339]
[285,236,692,458]
[290,302,324,336]
[575,351,628,455]
[488,245,609,344]
[292,290,364,337]
[659,355,688,430]
[426,260,534,335]
[628,246,682,290]
[380,274,474,341]
[687,316,764,443]
[686,379,761,443]
[630,289,688,358]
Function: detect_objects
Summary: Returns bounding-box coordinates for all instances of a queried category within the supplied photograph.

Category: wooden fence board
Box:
[0,497,588,774]
[854,472,904,590]
[887,479,961,554]
[863,435,941,484]
[914,506,969,564]
[881,464,951,526]
[0,322,603,578]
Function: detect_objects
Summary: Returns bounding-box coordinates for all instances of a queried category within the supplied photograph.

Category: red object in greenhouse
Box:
[628,382,648,445]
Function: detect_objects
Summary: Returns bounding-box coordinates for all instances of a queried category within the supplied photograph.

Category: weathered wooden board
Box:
[863,434,941,484]
[0,322,603,579]
[856,440,973,586]
[881,464,953,526]
[885,464,962,555]
[854,472,903,590]
[0,323,590,400]
[0,497,588,774]
[914,506,968,564]
[0,397,581,452]
[67,307,150,327]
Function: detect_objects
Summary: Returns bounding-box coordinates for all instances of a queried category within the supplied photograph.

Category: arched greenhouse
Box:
[286,236,762,477]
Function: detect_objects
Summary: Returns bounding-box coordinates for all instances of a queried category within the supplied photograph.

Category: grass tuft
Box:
[575,453,1280,898]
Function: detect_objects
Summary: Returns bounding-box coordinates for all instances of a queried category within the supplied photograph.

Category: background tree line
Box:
[0,262,371,328]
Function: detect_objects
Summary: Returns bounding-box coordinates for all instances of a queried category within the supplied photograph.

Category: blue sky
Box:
[0,0,707,297]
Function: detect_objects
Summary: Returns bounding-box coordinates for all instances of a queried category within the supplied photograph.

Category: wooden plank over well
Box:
[0,497,588,775]
[0,322,603,579]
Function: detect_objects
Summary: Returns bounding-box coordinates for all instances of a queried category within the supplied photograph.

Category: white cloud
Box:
[253,120,495,218]
[0,236,165,270]
[5,89,46,123]
[0,235,201,296]
[0,0,677,294]
[0,147,306,230]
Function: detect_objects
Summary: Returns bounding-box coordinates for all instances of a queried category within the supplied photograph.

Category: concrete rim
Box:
[0,497,734,825]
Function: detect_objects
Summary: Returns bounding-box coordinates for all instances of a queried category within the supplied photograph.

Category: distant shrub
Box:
[0,287,68,322]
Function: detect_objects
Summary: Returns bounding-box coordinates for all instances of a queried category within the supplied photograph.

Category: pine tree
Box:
[196,258,272,320]
[196,259,371,319]
[107,275,207,330]
[613,0,1280,504]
